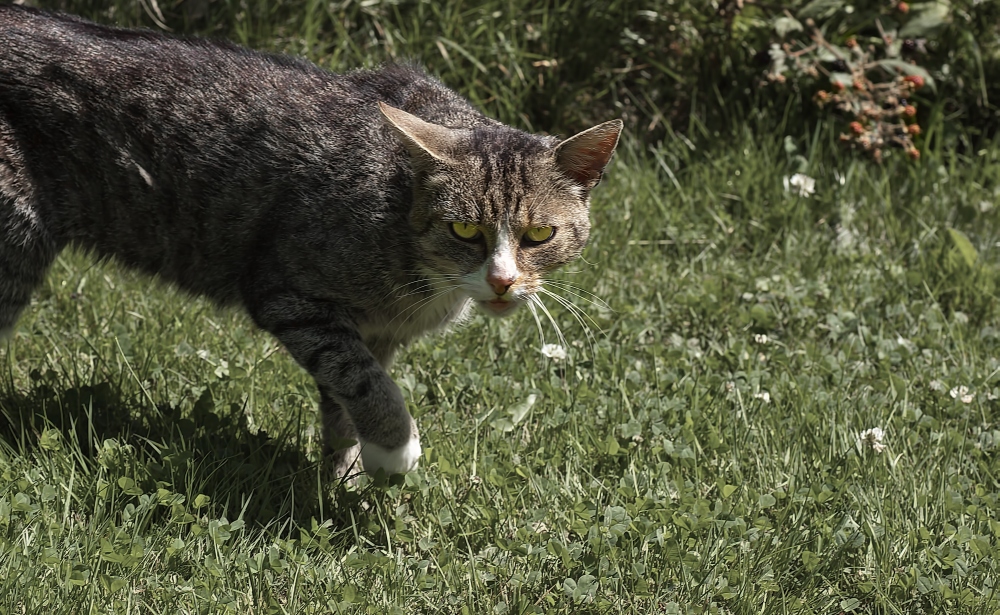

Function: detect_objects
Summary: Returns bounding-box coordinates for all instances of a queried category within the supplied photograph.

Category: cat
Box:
[0,5,621,477]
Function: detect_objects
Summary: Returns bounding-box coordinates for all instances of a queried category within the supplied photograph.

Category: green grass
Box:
[2,124,999,613]
[5,1,1000,612]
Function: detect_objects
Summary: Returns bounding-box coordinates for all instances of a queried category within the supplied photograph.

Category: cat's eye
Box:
[450,222,482,241]
[524,226,554,243]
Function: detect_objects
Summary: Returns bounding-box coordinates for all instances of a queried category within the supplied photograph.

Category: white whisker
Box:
[530,293,567,351]
[538,287,606,339]
[386,284,463,341]
[526,297,547,348]
[538,290,599,362]
[539,288,602,346]
[382,273,463,306]
[542,280,613,313]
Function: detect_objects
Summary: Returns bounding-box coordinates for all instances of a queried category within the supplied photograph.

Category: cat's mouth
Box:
[479,298,519,316]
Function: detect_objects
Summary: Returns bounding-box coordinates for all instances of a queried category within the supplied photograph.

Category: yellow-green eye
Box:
[450,222,482,240]
[524,226,554,243]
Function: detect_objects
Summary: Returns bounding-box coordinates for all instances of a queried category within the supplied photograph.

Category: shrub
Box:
[750,0,1000,159]
[32,0,1000,153]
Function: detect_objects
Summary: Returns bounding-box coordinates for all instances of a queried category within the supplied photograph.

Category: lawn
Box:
[3,3,1000,614]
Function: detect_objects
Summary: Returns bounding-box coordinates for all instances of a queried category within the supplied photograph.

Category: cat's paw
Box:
[360,436,421,475]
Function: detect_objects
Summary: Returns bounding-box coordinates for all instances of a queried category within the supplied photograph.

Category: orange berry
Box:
[898,2,910,14]
[903,75,925,89]
[908,124,921,136]
[850,121,864,135]
[853,79,865,91]
[832,81,845,92]
[907,147,921,160]
[903,105,917,118]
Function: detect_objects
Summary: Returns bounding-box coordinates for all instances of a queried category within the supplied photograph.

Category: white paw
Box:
[360,436,421,475]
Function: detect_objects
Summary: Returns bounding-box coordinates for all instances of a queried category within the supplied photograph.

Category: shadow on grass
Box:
[0,378,376,532]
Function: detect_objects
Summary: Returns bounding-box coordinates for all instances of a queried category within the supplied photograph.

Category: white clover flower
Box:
[929,379,946,392]
[949,386,975,404]
[783,173,816,197]
[540,343,567,361]
[753,391,771,404]
[754,333,769,344]
[858,427,886,453]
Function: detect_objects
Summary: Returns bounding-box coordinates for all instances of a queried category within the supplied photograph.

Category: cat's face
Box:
[410,137,593,317]
[380,103,621,317]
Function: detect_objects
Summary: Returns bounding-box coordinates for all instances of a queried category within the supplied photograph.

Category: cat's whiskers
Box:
[391,278,459,302]
[528,293,568,351]
[538,287,600,358]
[390,281,461,320]
[542,279,613,313]
[382,273,463,306]
[538,287,599,335]
[385,283,464,341]
[525,296,548,349]
[384,281,433,305]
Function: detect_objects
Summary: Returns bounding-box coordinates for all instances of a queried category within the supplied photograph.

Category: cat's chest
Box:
[361,287,470,347]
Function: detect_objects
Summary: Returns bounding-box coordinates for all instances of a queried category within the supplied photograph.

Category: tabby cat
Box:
[0,5,621,477]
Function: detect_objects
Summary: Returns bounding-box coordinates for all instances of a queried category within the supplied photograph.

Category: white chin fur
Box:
[361,436,421,475]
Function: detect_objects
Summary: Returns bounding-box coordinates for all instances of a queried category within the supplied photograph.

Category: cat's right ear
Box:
[379,102,459,169]
[554,119,623,190]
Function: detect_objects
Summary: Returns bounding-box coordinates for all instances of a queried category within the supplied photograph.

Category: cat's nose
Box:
[486,271,516,296]
[487,248,519,296]
[488,275,514,296]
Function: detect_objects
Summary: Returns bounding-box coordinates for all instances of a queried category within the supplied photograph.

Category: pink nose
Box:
[486,272,516,296]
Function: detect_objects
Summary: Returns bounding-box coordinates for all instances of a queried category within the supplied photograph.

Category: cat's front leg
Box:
[320,386,420,477]
[249,295,420,475]
[319,391,362,478]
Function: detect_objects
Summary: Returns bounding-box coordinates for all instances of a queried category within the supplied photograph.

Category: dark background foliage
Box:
[32,0,1000,152]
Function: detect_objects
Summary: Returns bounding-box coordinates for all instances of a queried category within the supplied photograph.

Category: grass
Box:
[2,126,999,613]
[5,2,1000,613]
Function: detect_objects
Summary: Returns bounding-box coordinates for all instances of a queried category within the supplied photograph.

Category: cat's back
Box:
[0,4,335,113]
[0,6,479,126]
[0,5,484,178]
[0,5,485,302]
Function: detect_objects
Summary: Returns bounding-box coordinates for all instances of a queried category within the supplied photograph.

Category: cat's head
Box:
[380,102,621,317]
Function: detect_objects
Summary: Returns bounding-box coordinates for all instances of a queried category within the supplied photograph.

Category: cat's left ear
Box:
[554,120,623,190]
[379,102,460,168]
